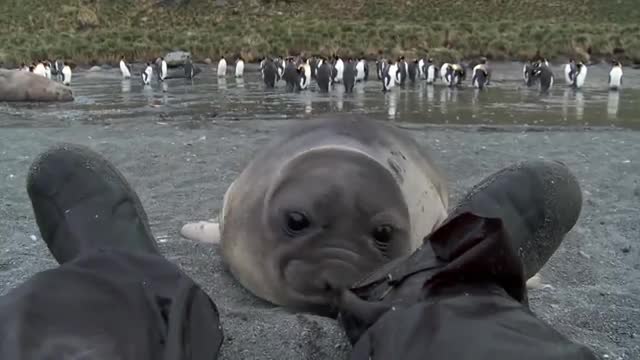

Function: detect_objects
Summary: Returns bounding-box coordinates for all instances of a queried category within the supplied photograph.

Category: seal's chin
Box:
[281,258,364,317]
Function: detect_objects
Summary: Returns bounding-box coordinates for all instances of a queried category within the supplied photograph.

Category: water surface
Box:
[1,62,639,129]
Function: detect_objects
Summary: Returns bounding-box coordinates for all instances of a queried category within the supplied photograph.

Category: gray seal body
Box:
[181,117,449,315]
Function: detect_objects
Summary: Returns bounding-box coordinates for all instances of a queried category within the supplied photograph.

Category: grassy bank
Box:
[1,0,640,66]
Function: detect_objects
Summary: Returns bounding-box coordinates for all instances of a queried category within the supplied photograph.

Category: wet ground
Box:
[0,62,639,359]
[1,62,639,129]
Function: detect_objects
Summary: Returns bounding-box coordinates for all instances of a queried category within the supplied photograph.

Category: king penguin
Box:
[608,60,623,90]
[343,58,356,93]
[120,56,132,79]
[235,56,245,77]
[217,56,227,77]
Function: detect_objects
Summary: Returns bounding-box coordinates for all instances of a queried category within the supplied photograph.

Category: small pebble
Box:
[621,247,630,254]
[29,235,37,241]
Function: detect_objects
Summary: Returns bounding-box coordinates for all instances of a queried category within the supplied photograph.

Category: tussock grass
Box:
[1,0,639,66]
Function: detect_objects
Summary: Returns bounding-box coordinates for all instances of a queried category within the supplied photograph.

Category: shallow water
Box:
[1,62,639,129]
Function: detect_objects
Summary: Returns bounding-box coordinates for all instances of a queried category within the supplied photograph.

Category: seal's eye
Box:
[286,211,310,234]
[372,225,394,252]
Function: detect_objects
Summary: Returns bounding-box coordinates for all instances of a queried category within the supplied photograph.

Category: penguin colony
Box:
[17,54,625,92]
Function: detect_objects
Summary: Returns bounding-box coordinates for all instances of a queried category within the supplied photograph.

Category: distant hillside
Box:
[1,0,639,66]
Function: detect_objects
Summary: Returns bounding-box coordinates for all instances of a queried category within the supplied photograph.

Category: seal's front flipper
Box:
[180,221,221,244]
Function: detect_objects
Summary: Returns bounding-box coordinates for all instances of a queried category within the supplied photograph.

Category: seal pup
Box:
[180,116,449,314]
[608,61,623,90]
[235,56,245,77]
[343,58,356,93]
[217,56,227,77]
[316,59,333,93]
[119,56,132,79]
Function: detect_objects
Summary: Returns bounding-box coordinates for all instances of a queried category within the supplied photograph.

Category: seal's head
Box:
[257,147,412,315]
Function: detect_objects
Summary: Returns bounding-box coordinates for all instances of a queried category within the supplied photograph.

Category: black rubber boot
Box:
[447,159,583,279]
[26,143,160,264]
[337,159,583,344]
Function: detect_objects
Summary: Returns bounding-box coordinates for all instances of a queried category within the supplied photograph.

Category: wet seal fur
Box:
[181,116,449,315]
[0,69,73,102]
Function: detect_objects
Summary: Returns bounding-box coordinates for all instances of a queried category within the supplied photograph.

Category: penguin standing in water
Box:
[425,58,437,84]
[564,58,577,84]
[275,56,285,80]
[217,56,227,77]
[141,62,153,85]
[283,57,300,92]
[298,63,309,90]
[308,57,318,80]
[343,58,356,93]
[418,58,425,79]
[608,60,623,90]
[362,58,369,81]
[316,59,333,93]
[398,56,408,86]
[523,61,537,87]
[333,56,344,83]
[572,61,587,89]
[155,57,167,81]
[262,58,278,88]
[375,58,386,80]
[440,63,453,86]
[235,56,245,77]
[532,63,554,92]
[119,56,132,79]
[382,61,395,92]
[61,63,72,86]
[355,59,366,82]
[184,55,196,79]
[471,58,490,89]
[451,63,465,86]
[408,59,418,83]
[472,64,489,89]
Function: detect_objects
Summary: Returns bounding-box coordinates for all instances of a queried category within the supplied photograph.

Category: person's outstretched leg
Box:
[0,144,223,359]
[338,160,597,359]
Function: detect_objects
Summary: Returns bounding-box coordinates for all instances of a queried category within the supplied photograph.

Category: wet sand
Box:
[1,120,638,359]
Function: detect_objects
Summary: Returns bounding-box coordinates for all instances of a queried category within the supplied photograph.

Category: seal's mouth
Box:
[280,250,367,316]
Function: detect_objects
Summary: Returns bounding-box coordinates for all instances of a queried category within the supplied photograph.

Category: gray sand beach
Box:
[1,63,639,359]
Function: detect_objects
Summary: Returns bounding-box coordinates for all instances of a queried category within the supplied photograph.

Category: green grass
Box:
[1,0,639,66]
